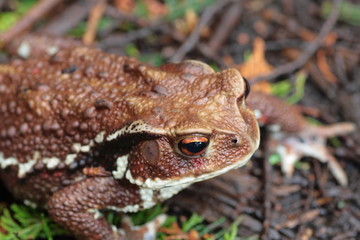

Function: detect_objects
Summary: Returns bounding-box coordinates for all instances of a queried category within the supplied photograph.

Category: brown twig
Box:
[100,24,161,49]
[170,0,234,62]
[82,0,107,45]
[207,1,243,53]
[105,5,151,27]
[41,0,100,35]
[261,134,272,240]
[0,0,62,45]
[0,0,5,10]
[251,0,342,84]
[294,174,315,240]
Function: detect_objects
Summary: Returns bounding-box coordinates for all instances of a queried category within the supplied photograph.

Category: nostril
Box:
[231,137,241,147]
[229,134,243,148]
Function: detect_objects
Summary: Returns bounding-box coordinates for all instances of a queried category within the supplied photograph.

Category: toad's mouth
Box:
[124,150,256,189]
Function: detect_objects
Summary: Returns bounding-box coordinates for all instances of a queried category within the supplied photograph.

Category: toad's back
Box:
[0,47,148,167]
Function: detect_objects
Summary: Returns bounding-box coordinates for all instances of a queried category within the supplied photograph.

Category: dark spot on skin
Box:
[140,91,161,98]
[152,85,169,96]
[94,99,113,110]
[20,87,31,94]
[141,140,159,166]
[310,135,318,141]
[297,136,305,143]
[123,64,131,72]
[61,65,78,74]
[49,54,64,63]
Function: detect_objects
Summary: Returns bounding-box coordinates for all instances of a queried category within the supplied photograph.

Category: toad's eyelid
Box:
[180,136,208,144]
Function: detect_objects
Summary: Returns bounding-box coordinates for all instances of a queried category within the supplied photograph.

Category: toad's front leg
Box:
[47,177,162,240]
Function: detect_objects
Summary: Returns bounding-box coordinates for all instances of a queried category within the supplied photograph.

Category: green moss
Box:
[0,0,37,32]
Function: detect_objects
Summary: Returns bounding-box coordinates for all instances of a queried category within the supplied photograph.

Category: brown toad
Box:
[0,46,260,239]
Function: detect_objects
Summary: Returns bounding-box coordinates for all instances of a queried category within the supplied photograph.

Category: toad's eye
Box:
[178,136,209,157]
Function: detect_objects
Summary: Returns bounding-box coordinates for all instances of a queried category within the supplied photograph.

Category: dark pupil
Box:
[184,141,207,154]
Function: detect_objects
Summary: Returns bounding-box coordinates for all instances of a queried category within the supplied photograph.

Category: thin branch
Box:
[294,174,315,240]
[41,0,100,35]
[261,133,272,240]
[82,0,107,45]
[251,0,342,84]
[170,0,234,62]
[207,1,243,53]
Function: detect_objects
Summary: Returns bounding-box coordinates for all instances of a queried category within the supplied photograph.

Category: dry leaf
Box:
[237,37,274,78]
[83,0,106,45]
[115,0,168,19]
[316,50,337,84]
[236,37,273,93]
[282,48,301,61]
[114,0,135,13]
[159,222,183,235]
[323,32,337,47]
